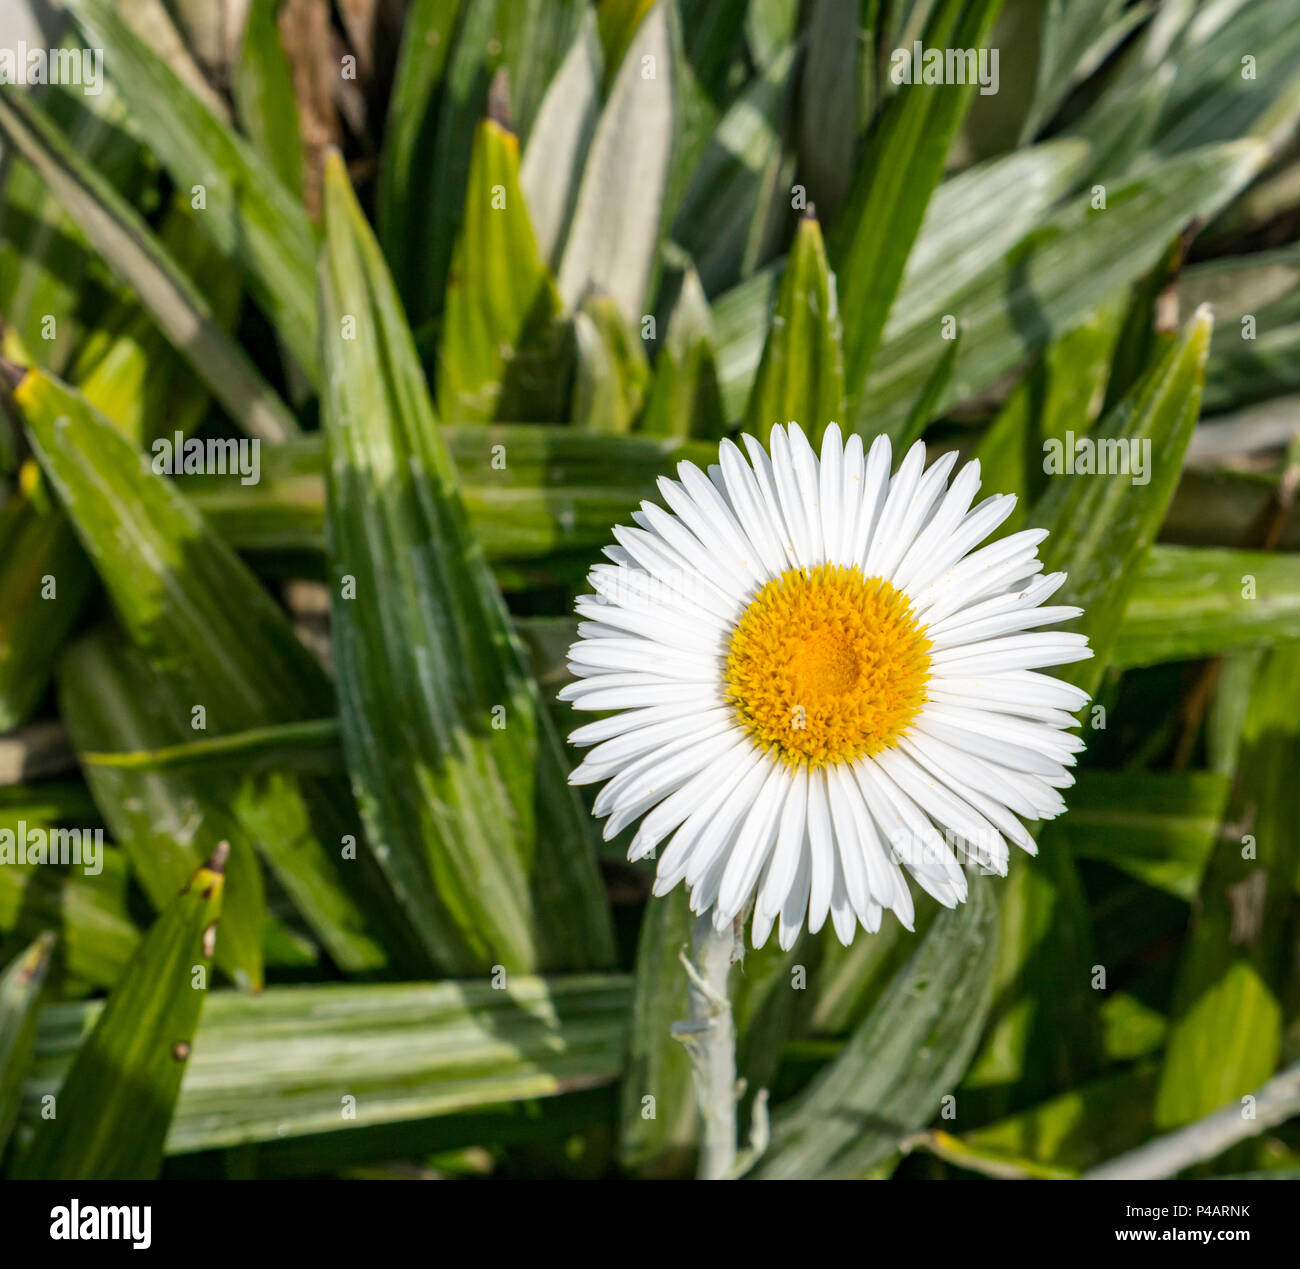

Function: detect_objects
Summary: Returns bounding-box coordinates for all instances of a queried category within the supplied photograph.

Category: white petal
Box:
[756,765,809,920]
[715,762,789,921]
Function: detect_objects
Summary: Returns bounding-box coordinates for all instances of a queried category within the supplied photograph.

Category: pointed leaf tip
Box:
[206,840,231,874]
[488,67,513,132]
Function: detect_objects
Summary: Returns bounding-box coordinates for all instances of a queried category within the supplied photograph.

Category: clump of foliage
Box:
[0,0,1299,1181]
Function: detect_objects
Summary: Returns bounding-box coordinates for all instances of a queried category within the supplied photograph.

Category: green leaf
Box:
[0,837,139,995]
[1050,769,1229,900]
[833,0,1004,432]
[711,138,1091,423]
[1101,992,1168,1063]
[319,156,614,974]
[974,295,1125,524]
[233,0,304,198]
[961,317,1215,1119]
[1020,0,1134,142]
[1033,306,1214,696]
[797,0,862,221]
[0,82,145,376]
[1106,0,1300,163]
[596,0,658,80]
[519,8,603,267]
[76,717,341,774]
[23,975,631,1155]
[557,0,676,325]
[494,0,588,143]
[57,628,267,992]
[865,141,1264,435]
[962,847,1100,1119]
[437,117,569,424]
[69,198,244,445]
[744,0,798,69]
[1114,546,1300,668]
[673,42,797,295]
[113,0,234,122]
[896,327,961,449]
[571,294,651,432]
[0,87,297,443]
[641,268,725,440]
[749,874,998,1179]
[0,933,55,1156]
[711,262,780,420]
[65,0,320,388]
[743,214,845,447]
[1207,649,1262,778]
[0,200,239,732]
[1101,234,1183,415]
[803,900,942,1037]
[1154,644,1300,1129]
[183,427,719,571]
[13,366,406,974]
[958,1062,1160,1174]
[14,847,224,1179]
[619,890,697,1176]
[0,487,94,731]
[377,0,466,329]
[889,137,1093,341]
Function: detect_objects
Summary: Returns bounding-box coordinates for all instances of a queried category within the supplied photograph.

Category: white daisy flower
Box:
[561,423,1092,951]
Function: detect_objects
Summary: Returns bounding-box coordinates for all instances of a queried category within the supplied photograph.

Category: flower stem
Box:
[681,912,739,1180]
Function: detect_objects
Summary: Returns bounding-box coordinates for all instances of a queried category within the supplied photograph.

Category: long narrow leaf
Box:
[13,367,410,974]
[0,933,55,1155]
[14,847,225,1180]
[319,155,614,974]
[743,213,845,446]
[66,0,320,386]
[0,88,297,443]
[749,875,998,1179]
[23,975,631,1155]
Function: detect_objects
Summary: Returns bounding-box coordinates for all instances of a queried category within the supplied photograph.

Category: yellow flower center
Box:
[724,565,931,769]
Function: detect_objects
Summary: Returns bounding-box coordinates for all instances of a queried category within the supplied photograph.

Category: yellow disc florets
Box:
[724,564,931,768]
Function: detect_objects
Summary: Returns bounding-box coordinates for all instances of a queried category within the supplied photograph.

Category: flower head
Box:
[562,424,1091,949]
